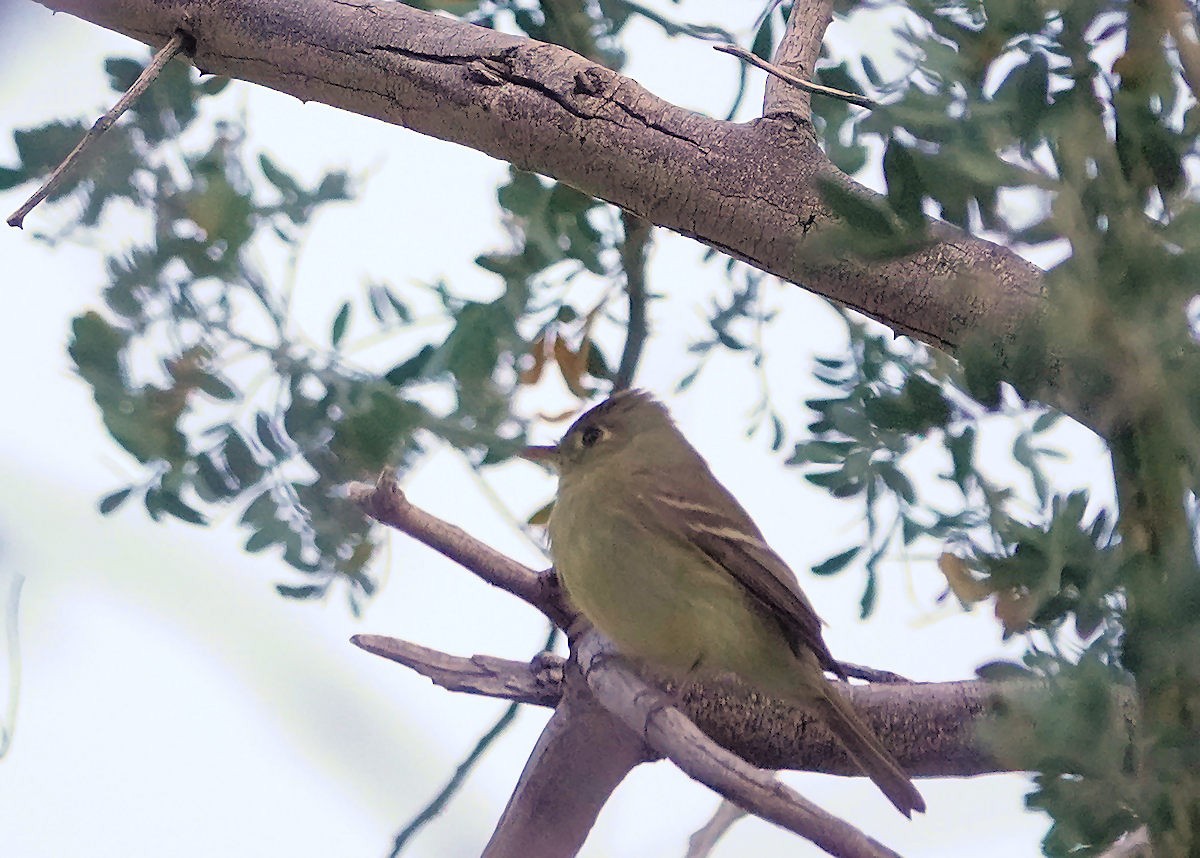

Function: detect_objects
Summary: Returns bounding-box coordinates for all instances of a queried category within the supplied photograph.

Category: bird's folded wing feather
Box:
[632,473,843,677]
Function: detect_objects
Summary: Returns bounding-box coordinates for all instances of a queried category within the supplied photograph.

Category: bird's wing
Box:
[632,468,844,678]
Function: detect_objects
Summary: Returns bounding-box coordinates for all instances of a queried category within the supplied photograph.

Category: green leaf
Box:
[878,463,916,505]
[331,302,351,348]
[12,121,90,185]
[976,660,1034,680]
[947,425,976,487]
[384,345,434,387]
[158,490,207,525]
[751,15,774,61]
[259,154,303,198]
[247,523,287,553]
[240,490,275,526]
[255,413,288,458]
[98,487,133,515]
[805,469,847,489]
[197,372,238,401]
[818,177,897,238]
[223,431,262,485]
[1032,410,1062,434]
[497,169,547,217]
[882,137,926,231]
[198,76,231,96]
[69,311,127,382]
[104,57,144,93]
[0,165,24,192]
[194,452,237,498]
[787,439,854,465]
[859,568,877,617]
[276,583,325,599]
[812,546,861,576]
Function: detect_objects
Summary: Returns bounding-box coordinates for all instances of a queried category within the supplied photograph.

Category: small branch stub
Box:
[714,43,876,110]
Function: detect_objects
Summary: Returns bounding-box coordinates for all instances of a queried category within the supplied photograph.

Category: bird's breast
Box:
[549,477,792,679]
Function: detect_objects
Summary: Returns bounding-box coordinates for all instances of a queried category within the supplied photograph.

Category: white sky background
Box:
[0,1,1115,856]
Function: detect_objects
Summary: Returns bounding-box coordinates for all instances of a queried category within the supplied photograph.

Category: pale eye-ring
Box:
[580,425,603,448]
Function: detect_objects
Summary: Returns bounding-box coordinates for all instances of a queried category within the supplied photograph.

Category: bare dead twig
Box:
[715,43,876,111]
[350,635,564,707]
[7,30,189,228]
[347,470,575,628]
[837,662,912,684]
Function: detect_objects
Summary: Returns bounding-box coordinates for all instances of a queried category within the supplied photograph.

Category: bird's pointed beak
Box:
[519,445,559,466]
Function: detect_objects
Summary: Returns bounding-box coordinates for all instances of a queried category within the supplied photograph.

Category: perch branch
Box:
[574,629,902,858]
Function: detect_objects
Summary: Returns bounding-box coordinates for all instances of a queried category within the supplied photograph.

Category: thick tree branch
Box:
[37,0,1045,357]
[351,630,1056,779]
[482,659,650,858]
[347,474,1139,852]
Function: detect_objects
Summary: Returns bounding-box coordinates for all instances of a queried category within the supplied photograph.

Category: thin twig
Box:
[713,43,876,110]
[685,800,746,858]
[390,701,521,856]
[618,0,736,43]
[350,635,565,706]
[615,212,653,390]
[836,661,912,684]
[7,30,189,228]
[383,624,560,857]
[347,470,575,628]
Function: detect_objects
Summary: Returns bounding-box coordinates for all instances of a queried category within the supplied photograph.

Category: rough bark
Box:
[37,0,1045,355]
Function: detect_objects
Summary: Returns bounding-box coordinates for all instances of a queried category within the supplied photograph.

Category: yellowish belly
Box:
[549,482,796,688]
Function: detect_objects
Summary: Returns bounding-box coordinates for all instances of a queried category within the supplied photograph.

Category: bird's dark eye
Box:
[580,425,603,448]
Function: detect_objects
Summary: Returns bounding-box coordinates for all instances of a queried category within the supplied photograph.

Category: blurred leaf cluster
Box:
[0,49,633,611]
[794,0,1200,849]
[786,312,1093,621]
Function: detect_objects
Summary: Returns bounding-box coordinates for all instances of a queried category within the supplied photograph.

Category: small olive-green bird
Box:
[524,389,925,817]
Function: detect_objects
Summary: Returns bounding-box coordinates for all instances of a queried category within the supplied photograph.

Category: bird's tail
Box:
[812,686,926,817]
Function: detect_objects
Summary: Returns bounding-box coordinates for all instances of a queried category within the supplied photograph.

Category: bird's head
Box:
[521,389,676,477]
